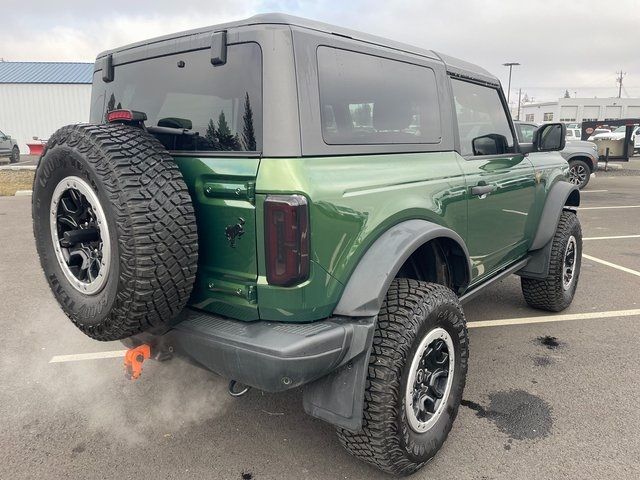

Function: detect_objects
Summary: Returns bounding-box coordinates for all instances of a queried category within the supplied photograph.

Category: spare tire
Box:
[32,123,198,341]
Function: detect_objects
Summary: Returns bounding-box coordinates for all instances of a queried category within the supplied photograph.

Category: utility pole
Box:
[616,70,626,98]
[517,88,522,120]
[503,62,520,104]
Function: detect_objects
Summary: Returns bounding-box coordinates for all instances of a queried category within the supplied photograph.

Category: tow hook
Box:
[124,344,151,380]
[228,380,250,397]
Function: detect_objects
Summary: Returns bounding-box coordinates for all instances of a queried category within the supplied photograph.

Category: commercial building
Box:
[519,97,640,125]
[0,61,93,152]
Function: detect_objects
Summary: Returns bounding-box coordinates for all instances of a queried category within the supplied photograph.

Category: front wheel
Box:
[10,146,20,163]
[337,279,468,476]
[521,211,582,312]
[568,159,591,189]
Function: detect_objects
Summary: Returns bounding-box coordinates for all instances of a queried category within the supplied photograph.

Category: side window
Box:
[450,79,515,156]
[519,123,537,143]
[317,46,441,145]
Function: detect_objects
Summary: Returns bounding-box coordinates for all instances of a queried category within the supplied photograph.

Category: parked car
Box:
[565,128,582,141]
[0,128,20,163]
[32,14,582,476]
[592,125,640,141]
[587,128,611,141]
[515,121,598,189]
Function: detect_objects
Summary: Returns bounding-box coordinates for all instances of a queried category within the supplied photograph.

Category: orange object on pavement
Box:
[124,344,151,380]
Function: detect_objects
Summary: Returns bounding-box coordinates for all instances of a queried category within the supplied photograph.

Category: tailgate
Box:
[174,156,260,320]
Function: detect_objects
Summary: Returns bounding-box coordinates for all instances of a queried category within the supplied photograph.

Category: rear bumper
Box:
[123,308,375,392]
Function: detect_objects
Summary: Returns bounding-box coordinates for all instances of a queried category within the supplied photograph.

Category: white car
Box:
[588,125,640,142]
[565,128,582,140]
[586,128,611,141]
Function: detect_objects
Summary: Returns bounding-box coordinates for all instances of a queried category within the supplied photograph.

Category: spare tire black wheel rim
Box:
[563,235,577,290]
[405,327,455,433]
[49,176,111,295]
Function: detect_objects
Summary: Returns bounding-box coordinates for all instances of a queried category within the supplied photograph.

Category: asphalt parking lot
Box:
[2,167,640,480]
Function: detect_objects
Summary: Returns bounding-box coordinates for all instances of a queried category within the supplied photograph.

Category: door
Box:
[450,78,536,284]
[0,130,11,157]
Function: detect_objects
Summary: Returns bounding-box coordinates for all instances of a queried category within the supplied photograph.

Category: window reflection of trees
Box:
[104,91,257,152]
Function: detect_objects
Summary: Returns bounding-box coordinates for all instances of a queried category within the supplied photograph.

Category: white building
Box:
[519,97,640,125]
[0,62,92,152]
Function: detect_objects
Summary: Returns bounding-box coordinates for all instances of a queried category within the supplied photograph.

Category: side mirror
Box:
[534,123,566,152]
[472,133,508,156]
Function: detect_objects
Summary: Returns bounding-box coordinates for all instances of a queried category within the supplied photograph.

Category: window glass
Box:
[519,123,537,142]
[525,114,534,122]
[317,47,441,145]
[543,112,554,122]
[103,43,262,152]
[450,79,514,156]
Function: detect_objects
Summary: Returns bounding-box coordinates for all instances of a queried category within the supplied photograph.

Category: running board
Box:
[459,258,529,305]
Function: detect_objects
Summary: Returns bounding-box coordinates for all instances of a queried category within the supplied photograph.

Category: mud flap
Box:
[302,336,373,432]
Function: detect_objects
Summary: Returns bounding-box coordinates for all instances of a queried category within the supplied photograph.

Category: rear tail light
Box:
[264,195,310,286]
[105,109,147,124]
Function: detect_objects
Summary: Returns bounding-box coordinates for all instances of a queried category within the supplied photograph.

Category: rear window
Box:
[317,47,441,145]
[100,43,262,153]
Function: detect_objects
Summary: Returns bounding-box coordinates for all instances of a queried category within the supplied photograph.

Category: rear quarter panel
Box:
[255,152,468,320]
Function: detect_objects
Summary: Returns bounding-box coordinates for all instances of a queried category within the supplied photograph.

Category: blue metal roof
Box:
[0,62,93,84]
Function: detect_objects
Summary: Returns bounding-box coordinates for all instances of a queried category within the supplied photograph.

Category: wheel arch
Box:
[333,219,472,317]
[568,155,595,172]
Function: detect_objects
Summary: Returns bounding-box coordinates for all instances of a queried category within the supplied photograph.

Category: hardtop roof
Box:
[96,13,499,86]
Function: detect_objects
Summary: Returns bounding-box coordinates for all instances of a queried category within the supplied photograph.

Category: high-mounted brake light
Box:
[106,109,147,124]
[264,195,310,287]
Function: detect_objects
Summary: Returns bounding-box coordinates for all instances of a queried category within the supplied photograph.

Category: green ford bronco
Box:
[32,14,582,476]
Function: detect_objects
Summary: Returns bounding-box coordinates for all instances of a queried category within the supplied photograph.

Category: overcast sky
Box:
[1,0,638,103]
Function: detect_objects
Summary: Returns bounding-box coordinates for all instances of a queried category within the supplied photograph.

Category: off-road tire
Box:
[521,211,581,312]
[32,123,198,341]
[337,279,468,476]
[568,159,591,189]
[10,146,20,163]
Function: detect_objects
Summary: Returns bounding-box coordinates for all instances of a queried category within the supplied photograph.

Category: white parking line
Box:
[580,189,608,193]
[468,309,640,328]
[584,234,640,241]
[580,205,640,210]
[583,254,640,278]
[49,350,126,363]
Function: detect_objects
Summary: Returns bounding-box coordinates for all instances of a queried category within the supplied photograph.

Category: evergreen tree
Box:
[242,92,257,151]
[116,102,122,109]
[107,93,116,112]
[205,118,219,150]
[564,89,571,98]
[216,111,236,150]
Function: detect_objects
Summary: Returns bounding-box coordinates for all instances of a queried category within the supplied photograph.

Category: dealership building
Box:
[0,61,93,153]
[519,97,640,125]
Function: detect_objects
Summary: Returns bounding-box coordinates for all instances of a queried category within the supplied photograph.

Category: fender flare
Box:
[530,181,580,251]
[333,219,472,317]
[518,180,580,279]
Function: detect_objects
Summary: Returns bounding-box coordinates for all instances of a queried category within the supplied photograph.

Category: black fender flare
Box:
[333,219,472,317]
[518,180,580,279]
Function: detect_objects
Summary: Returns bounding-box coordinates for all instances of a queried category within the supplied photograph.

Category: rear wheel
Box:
[10,146,20,163]
[568,159,590,189]
[33,123,198,341]
[521,211,582,312]
[337,279,468,476]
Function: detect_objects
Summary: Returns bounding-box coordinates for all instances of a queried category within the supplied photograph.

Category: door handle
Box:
[470,184,497,198]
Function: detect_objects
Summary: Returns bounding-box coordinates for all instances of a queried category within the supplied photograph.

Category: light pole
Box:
[502,62,520,104]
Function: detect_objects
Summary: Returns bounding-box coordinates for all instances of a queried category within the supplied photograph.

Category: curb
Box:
[0,165,37,171]
[15,190,33,196]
